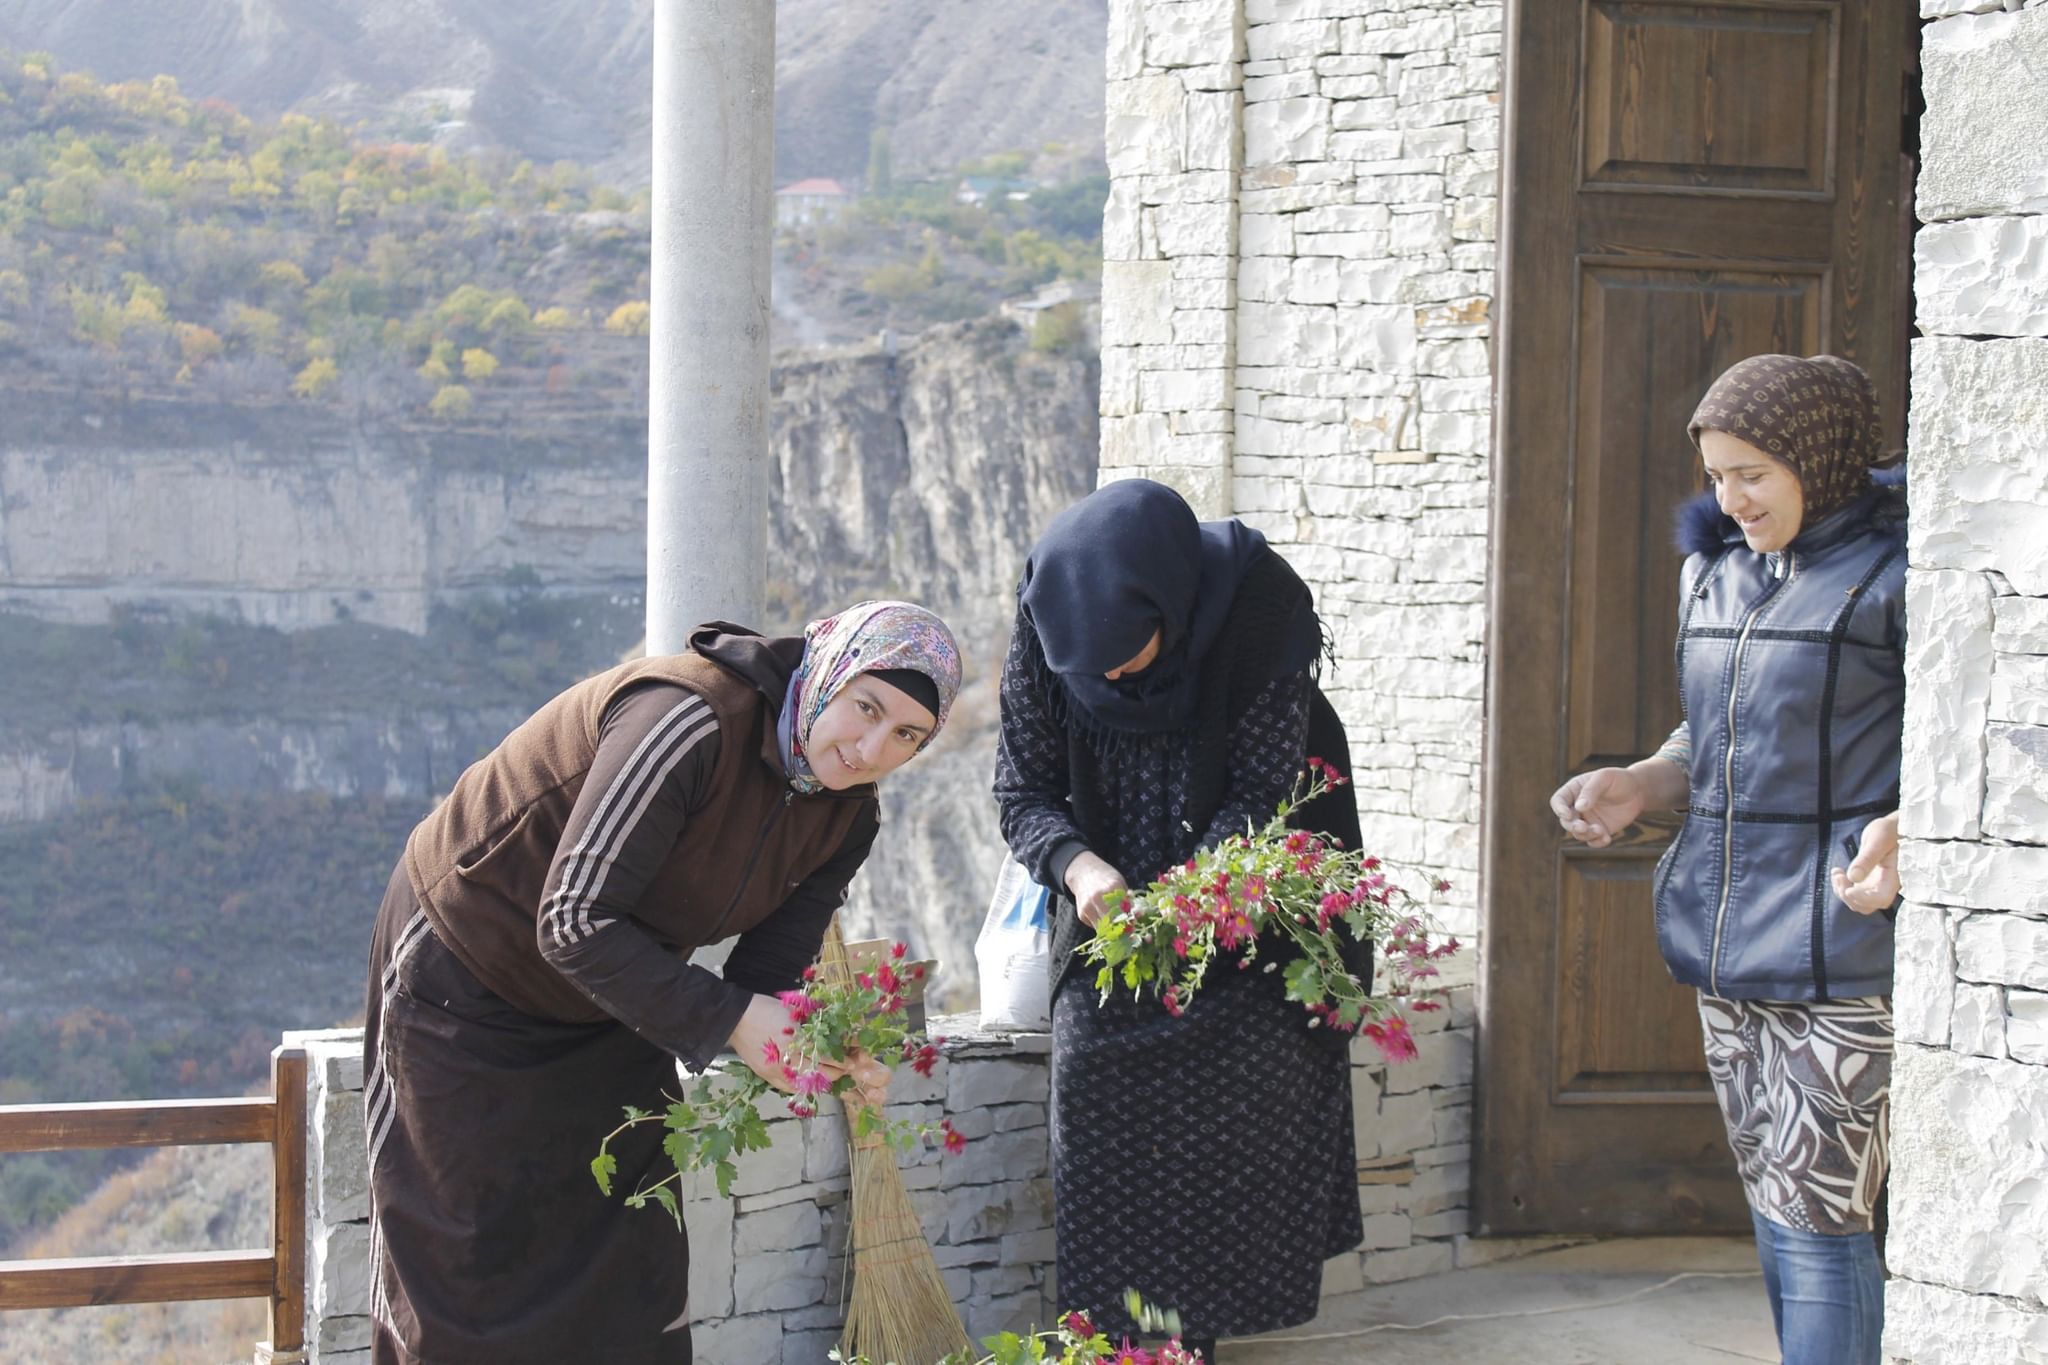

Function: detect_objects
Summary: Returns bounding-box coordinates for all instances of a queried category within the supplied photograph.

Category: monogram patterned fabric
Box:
[1697,993,1893,1235]
[1688,353,1885,522]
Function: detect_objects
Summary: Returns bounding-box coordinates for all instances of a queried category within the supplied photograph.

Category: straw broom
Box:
[818,918,972,1365]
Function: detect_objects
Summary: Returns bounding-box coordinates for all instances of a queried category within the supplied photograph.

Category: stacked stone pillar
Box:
[1100,0,1502,943]
[1101,0,1248,516]
[1883,3,2048,1360]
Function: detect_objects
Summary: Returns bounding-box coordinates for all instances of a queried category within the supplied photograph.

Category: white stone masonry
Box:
[1886,5,2048,1361]
[1101,0,1502,942]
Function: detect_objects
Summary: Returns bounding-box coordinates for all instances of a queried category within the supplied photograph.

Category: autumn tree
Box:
[428,383,473,419]
[604,301,650,337]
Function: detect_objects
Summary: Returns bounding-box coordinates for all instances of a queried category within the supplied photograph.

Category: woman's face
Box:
[1701,429,1805,553]
[1103,628,1164,681]
[804,674,938,790]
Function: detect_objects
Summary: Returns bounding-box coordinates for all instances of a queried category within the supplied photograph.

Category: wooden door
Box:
[1478,0,1912,1233]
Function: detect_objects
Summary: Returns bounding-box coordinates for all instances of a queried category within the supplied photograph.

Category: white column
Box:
[647,0,774,654]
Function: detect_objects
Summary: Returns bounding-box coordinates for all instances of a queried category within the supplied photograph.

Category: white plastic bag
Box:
[975,856,1053,1032]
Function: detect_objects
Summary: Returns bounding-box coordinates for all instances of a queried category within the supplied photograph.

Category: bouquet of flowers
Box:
[591,939,957,1219]
[1081,759,1458,1060]
[832,1294,1205,1365]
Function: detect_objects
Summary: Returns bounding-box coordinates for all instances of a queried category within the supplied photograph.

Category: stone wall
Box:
[284,988,1477,1363]
[1884,3,2048,1362]
[1100,0,1501,942]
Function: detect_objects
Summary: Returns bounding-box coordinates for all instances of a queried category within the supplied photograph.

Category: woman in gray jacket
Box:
[1550,354,1905,1365]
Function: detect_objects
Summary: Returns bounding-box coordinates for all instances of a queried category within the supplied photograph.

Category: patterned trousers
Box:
[1697,993,1893,1235]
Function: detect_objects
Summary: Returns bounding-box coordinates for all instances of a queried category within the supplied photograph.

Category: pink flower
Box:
[890,941,908,960]
[1162,985,1184,1019]
[1364,1015,1419,1063]
[760,1041,781,1065]
[801,964,818,982]
[792,1070,832,1097]
[939,1119,967,1155]
[1284,830,1312,854]
[1062,1311,1095,1340]
[1111,1341,1156,1365]
[1215,917,1243,951]
[777,990,817,1024]
[1304,755,1349,787]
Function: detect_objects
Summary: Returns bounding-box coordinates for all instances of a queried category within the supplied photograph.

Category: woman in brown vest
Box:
[361,601,960,1365]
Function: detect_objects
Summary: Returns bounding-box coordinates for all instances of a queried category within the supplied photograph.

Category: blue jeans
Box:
[1750,1210,1884,1365]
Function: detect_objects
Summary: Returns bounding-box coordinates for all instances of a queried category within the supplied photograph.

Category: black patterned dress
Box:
[994,614,1363,1341]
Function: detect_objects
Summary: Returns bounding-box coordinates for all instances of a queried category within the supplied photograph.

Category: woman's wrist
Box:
[1048,840,1089,895]
[1625,756,1690,811]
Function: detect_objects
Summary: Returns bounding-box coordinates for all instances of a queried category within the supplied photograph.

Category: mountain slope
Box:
[0,0,1108,186]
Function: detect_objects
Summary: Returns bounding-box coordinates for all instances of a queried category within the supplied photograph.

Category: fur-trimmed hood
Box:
[1674,464,1907,558]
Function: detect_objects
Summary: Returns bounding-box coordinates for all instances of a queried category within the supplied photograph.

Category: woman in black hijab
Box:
[995,479,1363,1358]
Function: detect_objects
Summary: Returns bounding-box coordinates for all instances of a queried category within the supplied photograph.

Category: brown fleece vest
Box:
[403,652,871,1022]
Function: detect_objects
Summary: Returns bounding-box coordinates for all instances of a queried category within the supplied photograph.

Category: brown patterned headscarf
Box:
[1688,354,1884,523]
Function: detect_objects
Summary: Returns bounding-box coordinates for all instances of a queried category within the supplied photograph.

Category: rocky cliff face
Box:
[1,317,1098,996]
[765,324,1099,996]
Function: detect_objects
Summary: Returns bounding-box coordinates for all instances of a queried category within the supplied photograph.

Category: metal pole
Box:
[647,0,774,655]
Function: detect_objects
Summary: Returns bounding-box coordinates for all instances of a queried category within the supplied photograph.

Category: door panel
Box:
[1554,846,1706,1100]
[1583,2,1839,196]
[1565,262,1825,770]
[1479,0,1909,1233]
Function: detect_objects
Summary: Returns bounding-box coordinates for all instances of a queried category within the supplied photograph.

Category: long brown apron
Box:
[363,865,693,1365]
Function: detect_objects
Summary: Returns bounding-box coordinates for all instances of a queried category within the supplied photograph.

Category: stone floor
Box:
[1225,1237,1777,1364]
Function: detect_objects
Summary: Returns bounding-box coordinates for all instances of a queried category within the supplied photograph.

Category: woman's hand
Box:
[1831,812,1902,916]
[728,993,800,1091]
[837,1048,891,1110]
[727,995,891,1103]
[1065,850,1129,928]
[1550,767,1647,848]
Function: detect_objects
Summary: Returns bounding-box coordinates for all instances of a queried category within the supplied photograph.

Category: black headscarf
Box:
[1018,479,1315,734]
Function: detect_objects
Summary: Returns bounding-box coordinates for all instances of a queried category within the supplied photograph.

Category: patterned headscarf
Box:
[1688,353,1884,523]
[776,600,962,794]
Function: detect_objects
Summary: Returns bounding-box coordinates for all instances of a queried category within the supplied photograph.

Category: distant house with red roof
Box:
[775,177,855,227]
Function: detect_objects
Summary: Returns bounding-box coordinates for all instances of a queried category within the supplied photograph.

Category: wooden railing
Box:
[0,1045,308,1361]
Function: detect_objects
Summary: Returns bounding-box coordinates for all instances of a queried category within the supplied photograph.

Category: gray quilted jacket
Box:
[1652,473,1907,1000]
